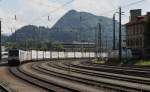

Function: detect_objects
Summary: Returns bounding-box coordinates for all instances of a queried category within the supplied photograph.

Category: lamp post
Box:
[119,7,122,62]
[98,23,102,60]
[113,8,124,62]
[0,19,1,61]
[113,13,116,50]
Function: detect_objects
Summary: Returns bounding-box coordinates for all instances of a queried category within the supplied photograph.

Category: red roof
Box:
[126,15,146,26]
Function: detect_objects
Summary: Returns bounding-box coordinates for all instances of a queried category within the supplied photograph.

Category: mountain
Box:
[8,10,125,48]
[8,25,50,43]
[51,10,125,45]
[2,35,9,45]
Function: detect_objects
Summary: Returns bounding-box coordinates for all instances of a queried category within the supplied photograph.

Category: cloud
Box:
[0,0,69,35]
[18,0,69,26]
[72,0,120,16]
[0,0,149,35]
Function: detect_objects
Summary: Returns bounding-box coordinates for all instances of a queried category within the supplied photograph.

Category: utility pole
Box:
[95,27,98,59]
[98,23,102,60]
[105,35,108,50]
[113,14,116,50]
[0,19,1,61]
[80,13,84,58]
[119,7,122,62]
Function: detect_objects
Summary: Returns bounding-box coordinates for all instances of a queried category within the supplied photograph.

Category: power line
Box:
[78,0,146,23]
[29,0,142,24]
[122,0,146,8]
[29,0,74,24]
[4,0,146,32]
[7,0,145,26]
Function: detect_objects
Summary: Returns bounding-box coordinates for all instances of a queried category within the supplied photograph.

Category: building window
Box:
[139,38,142,48]
[137,24,139,35]
[135,25,137,35]
[141,24,144,34]
[136,38,138,46]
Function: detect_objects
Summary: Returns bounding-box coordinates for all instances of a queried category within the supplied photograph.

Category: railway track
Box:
[33,62,121,92]
[0,85,11,92]
[45,60,150,92]
[10,65,78,92]
[10,61,104,92]
[73,61,150,78]
[9,59,150,92]
[49,61,150,85]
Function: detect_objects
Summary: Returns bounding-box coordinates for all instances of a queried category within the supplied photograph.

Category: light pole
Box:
[113,8,124,62]
[119,7,122,62]
[80,13,84,58]
[98,23,102,60]
[113,13,116,50]
[95,27,98,59]
[0,19,1,61]
[0,0,3,56]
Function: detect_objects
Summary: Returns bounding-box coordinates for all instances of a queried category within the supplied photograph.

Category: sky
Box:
[0,0,150,35]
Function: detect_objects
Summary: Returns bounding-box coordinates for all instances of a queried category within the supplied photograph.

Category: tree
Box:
[53,44,64,51]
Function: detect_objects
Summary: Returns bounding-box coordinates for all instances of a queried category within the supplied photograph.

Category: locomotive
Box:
[8,49,32,66]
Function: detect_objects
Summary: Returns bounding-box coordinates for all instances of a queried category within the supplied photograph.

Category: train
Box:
[8,49,31,66]
[8,49,95,66]
[107,49,133,61]
[8,48,139,66]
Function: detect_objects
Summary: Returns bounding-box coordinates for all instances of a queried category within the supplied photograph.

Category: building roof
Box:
[53,42,95,45]
[126,14,150,26]
[126,16,145,26]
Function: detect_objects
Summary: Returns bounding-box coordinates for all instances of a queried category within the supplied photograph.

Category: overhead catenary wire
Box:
[9,0,146,26]
[78,0,146,23]
[3,0,146,35]
[28,0,74,24]
[26,0,140,24]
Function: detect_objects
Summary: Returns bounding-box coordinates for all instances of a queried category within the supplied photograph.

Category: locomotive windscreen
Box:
[9,49,19,57]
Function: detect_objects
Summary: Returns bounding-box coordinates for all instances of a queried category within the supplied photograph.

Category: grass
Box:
[92,59,106,64]
[135,60,150,66]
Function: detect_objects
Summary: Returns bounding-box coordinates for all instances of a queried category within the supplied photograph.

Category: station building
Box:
[126,9,150,59]
[52,42,95,52]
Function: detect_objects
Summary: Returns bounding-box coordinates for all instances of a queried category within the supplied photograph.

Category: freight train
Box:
[8,49,95,66]
[107,49,133,61]
[8,48,136,66]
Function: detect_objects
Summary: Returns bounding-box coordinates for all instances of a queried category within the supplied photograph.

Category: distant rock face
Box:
[9,25,50,43]
[2,35,9,45]
[51,10,126,48]
[9,10,126,49]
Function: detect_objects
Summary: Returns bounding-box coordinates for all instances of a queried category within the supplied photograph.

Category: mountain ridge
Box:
[6,9,125,49]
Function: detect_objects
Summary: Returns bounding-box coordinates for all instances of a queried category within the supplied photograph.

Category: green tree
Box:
[53,44,64,51]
